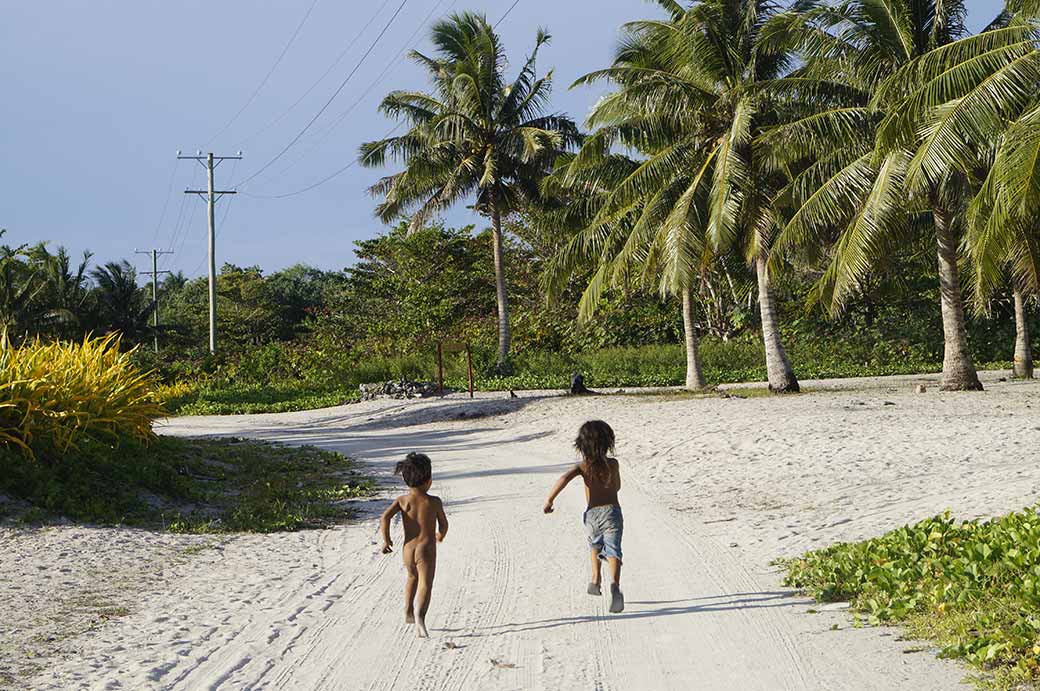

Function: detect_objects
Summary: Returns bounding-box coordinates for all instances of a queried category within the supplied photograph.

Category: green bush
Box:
[783,508,1040,687]
[0,436,374,532]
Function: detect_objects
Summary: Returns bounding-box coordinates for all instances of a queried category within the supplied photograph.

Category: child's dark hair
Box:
[575,420,615,487]
[395,452,432,487]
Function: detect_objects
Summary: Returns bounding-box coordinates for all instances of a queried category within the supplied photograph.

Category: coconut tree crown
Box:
[359,12,581,228]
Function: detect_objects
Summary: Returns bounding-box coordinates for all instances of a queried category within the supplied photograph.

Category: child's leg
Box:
[414,543,437,638]
[608,557,621,585]
[589,549,602,586]
[403,542,418,623]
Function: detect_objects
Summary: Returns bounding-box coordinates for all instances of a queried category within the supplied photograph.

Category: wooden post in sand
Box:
[437,342,444,395]
[466,345,474,398]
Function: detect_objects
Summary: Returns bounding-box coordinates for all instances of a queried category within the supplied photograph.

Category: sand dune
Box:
[6,371,1038,689]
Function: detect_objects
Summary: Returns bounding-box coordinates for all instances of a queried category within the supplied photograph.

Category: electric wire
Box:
[187,195,235,277]
[149,159,180,248]
[232,0,412,189]
[238,0,457,199]
[495,0,521,27]
[239,123,404,199]
[205,0,322,146]
[231,0,395,152]
[250,0,456,188]
[160,165,199,270]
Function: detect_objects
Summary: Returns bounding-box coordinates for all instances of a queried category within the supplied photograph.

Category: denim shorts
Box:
[583,504,623,561]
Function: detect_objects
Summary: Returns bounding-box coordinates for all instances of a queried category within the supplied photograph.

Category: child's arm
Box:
[435,498,449,542]
[379,498,401,553]
[543,466,581,514]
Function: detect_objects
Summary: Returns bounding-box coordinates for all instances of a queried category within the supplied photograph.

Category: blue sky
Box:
[1,0,1004,278]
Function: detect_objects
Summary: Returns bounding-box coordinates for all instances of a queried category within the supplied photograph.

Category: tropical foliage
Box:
[0,333,164,460]
[359,12,581,371]
[784,507,1040,687]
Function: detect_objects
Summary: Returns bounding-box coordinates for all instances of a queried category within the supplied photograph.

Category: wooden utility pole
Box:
[179,150,241,354]
[135,248,173,353]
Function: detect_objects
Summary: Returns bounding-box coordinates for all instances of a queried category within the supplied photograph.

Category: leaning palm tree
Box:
[360,13,580,371]
[763,0,989,390]
[564,0,800,392]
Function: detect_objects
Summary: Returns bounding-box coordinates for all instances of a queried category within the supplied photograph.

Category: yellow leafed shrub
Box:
[153,380,197,403]
[0,333,166,459]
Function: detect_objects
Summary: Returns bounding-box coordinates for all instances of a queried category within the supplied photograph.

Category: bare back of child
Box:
[380,453,448,638]
[543,420,625,613]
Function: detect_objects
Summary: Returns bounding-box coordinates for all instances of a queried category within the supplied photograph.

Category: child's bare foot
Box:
[416,618,429,638]
[609,584,624,613]
[405,612,415,624]
[587,582,602,596]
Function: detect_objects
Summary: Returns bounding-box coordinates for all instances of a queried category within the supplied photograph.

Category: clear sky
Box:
[1,0,1005,278]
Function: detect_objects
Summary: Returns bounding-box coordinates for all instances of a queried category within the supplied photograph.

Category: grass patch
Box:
[0,436,374,532]
[781,508,1040,689]
[166,382,359,415]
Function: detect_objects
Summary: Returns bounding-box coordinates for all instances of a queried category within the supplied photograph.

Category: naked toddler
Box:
[380,452,448,638]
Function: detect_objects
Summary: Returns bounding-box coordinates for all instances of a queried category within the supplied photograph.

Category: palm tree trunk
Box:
[933,204,983,391]
[755,251,799,392]
[1013,288,1033,379]
[490,206,511,371]
[682,289,706,390]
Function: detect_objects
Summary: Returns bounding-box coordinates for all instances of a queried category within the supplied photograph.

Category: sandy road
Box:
[24,375,1021,690]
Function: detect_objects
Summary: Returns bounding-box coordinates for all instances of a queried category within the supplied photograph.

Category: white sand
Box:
[5,370,1039,689]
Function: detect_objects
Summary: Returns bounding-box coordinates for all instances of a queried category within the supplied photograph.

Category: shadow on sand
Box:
[436,590,809,637]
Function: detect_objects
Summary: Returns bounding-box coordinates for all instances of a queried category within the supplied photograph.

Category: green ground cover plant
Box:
[783,508,1040,689]
[0,436,374,532]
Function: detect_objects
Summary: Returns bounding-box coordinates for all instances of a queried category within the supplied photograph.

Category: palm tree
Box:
[90,261,155,345]
[27,243,93,337]
[870,7,1040,378]
[763,0,987,390]
[0,233,43,343]
[360,12,580,371]
[565,0,800,391]
[540,147,711,390]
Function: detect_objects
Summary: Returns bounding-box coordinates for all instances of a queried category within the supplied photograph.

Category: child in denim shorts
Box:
[543,420,624,613]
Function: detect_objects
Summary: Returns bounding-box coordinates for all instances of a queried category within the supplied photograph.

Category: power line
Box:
[162,164,200,270]
[173,159,238,272]
[250,0,456,188]
[231,0,396,152]
[190,197,235,276]
[205,0,322,146]
[495,0,521,27]
[232,0,412,189]
[149,159,180,247]
[242,0,521,200]
[241,122,405,199]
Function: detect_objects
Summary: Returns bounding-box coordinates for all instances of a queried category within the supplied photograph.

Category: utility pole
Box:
[135,248,173,353]
[178,150,241,354]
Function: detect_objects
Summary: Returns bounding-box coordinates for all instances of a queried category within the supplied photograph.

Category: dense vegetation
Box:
[2,1,1039,412]
[784,508,1040,688]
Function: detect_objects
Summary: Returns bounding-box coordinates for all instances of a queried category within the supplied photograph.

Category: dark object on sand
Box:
[509,390,518,399]
[569,373,597,395]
